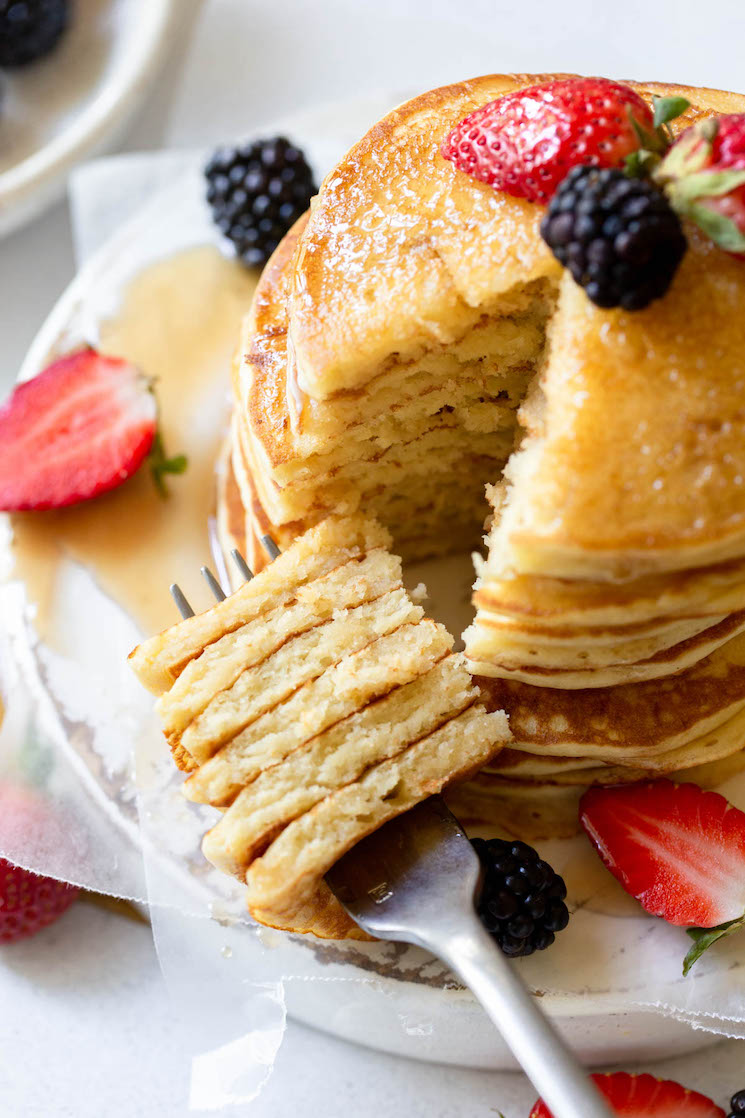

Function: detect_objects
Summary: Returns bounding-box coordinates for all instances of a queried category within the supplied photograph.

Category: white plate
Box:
[4,94,745,1071]
[0,0,178,238]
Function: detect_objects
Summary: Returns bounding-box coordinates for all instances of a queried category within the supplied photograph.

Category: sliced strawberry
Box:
[580,780,745,973]
[530,1072,725,1118]
[0,349,158,511]
[580,780,745,927]
[441,77,656,203]
[657,113,745,255]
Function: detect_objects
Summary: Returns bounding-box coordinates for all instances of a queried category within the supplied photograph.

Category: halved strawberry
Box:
[441,77,657,203]
[0,349,185,511]
[530,1072,725,1118]
[580,780,745,973]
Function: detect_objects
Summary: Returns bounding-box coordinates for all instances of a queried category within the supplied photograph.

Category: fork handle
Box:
[428,916,616,1118]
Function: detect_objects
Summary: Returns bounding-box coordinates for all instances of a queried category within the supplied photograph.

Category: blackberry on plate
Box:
[540,165,687,311]
[728,1089,745,1116]
[0,0,69,67]
[205,137,317,268]
[472,837,569,958]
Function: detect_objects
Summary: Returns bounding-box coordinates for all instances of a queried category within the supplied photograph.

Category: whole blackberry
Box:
[0,0,69,67]
[472,837,569,958]
[540,165,687,311]
[205,137,317,268]
[728,1089,745,1117]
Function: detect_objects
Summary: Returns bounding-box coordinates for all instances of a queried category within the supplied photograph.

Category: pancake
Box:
[236,210,546,568]
[130,513,509,938]
[199,656,477,866]
[486,701,745,783]
[128,514,390,696]
[450,735,745,842]
[450,746,745,842]
[465,611,727,671]
[472,558,745,630]
[466,610,745,688]
[475,633,745,762]
[245,702,506,932]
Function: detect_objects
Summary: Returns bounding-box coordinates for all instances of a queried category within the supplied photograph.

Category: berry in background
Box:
[205,137,317,267]
[0,784,79,943]
[472,837,569,957]
[0,0,69,68]
[0,858,78,942]
[540,166,687,309]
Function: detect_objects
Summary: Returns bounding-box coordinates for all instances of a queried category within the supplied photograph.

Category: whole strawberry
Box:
[656,113,745,255]
[530,1071,725,1118]
[580,780,745,974]
[441,77,656,203]
[0,783,80,942]
[0,858,79,942]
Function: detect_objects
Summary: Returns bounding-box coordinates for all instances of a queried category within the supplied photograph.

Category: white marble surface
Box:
[5,900,745,1118]
[2,1,745,1113]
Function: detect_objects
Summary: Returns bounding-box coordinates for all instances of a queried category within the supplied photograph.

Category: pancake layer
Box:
[130,514,508,938]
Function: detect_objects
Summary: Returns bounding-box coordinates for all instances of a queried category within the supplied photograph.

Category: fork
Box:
[171,537,614,1118]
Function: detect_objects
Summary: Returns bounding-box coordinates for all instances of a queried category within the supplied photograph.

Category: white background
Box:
[2,1,745,1114]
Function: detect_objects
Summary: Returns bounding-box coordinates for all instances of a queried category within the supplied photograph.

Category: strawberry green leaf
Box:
[624,148,662,178]
[652,95,691,129]
[627,107,668,156]
[688,202,745,253]
[149,430,188,498]
[656,127,712,182]
[683,914,745,976]
[671,168,745,203]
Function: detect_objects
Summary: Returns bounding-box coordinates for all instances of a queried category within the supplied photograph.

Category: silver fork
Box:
[171,537,614,1118]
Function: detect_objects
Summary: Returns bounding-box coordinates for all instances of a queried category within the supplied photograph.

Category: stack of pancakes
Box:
[216,73,745,841]
[129,515,508,937]
[225,215,551,565]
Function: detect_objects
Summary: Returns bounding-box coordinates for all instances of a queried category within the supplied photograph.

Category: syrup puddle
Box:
[8,246,258,643]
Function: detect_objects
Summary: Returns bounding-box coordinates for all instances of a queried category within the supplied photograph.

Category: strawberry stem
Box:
[624,97,691,180]
[149,429,188,498]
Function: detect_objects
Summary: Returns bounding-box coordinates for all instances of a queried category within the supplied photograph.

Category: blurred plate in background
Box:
[0,0,179,238]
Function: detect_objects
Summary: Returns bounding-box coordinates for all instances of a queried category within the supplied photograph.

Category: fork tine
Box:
[207,515,232,593]
[231,549,254,582]
[201,566,226,602]
[170,584,195,619]
[261,534,281,561]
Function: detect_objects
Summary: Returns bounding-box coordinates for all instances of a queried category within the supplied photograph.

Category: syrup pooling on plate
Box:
[8,246,258,641]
